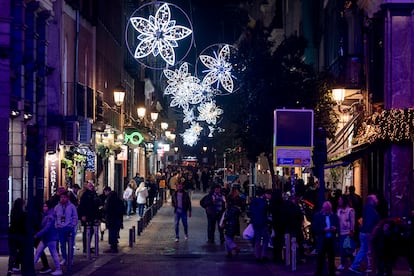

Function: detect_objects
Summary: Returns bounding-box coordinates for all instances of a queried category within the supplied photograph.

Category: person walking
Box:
[98,186,111,241]
[349,194,380,274]
[201,168,210,193]
[200,184,226,244]
[336,195,355,271]
[55,191,78,266]
[103,191,124,253]
[33,203,51,274]
[34,200,62,275]
[171,182,192,242]
[135,181,148,219]
[312,201,339,276]
[249,187,271,263]
[7,198,27,274]
[123,181,134,219]
[78,182,101,253]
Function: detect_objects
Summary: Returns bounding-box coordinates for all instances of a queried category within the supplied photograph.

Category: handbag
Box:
[242,224,254,240]
[343,235,356,254]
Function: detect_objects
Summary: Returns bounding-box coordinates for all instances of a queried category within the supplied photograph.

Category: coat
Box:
[35,209,58,242]
[312,211,340,252]
[135,186,148,204]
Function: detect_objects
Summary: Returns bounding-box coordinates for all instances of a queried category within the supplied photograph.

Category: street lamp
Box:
[150,111,159,122]
[332,88,345,106]
[137,107,146,120]
[113,84,126,106]
[160,122,168,131]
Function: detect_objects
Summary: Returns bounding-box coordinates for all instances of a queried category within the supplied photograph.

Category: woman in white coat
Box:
[135,182,148,219]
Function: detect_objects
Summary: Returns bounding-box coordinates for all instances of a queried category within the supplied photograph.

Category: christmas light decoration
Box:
[128,3,193,67]
[199,44,234,93]
[197,101,223,125]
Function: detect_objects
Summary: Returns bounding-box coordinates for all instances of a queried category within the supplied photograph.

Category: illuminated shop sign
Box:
[124,131,144,145]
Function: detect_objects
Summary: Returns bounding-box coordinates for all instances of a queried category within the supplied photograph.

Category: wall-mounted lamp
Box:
[113,84,126,106]
[202,146,207,152]
[160,122,169,131]
[174,146,179,153]
[332,88,345,106]
[150,112,159,122]
[137,107,146,119]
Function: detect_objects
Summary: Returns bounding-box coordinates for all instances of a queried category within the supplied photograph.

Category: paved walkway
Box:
[1,191,412,275]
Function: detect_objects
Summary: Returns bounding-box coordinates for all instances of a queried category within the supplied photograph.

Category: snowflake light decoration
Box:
[197,101,223,125]
[183,108,196,124]
[199,44,234,93]
[181,122,203,146]
[130,3,192,66]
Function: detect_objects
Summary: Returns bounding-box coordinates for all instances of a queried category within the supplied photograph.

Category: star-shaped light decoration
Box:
[197,101,223,125]
[130,3,192,66]
[199,44,234,93]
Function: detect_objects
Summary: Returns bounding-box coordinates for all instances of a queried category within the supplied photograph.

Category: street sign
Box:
[273,109,314,167]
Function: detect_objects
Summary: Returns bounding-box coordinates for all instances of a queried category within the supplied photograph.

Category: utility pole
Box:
[313,127,327,210]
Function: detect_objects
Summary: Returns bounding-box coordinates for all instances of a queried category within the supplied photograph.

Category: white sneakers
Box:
[51,270,63,276]
[337,264,345,271]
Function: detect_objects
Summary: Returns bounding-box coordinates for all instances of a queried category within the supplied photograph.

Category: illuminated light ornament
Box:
[197,101,223,125]
[208,126,215,137]
[126,2,194,69]
[181,122,203,146]
[199,44,235,93]
[183,108,196,124]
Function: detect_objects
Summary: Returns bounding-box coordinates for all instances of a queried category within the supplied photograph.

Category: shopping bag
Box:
[242,224,254,240]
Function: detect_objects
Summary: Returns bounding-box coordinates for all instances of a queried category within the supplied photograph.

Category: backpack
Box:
[200,194,212,209]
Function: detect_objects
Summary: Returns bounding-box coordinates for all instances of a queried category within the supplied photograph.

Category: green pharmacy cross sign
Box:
[124,131,144,145]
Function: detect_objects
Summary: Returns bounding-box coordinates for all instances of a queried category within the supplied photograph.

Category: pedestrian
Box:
[50,186,67,207]
[147,175,158,206]
[249,187,271,263]
[201,167,210,193]
[171,182,191,242]
[103,191,124,253]
[123,181,135,219]
[349,194,380,273]
[222,184,245,258]
[55,191,78,266]
[157,172,167,204]
[34,200,62,275]
[312,201,339,276]
[78,181,101,253]
[33,202,51,274]
[7,198,26,274]
[200,184,226,244]
[135,181,148,219]
[68,184,80,207]
[372,218,399,276]
[98,186,111,241]
[270,189,285,263]
[336,195,355,271]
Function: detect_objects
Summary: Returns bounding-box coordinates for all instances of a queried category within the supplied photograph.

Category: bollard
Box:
[86,225,91,259]
[137,219,143,235]
[285,233,291,266]
[132,226,136,242]
[291,237,297,271]
[67,231,73,271]
[129,228,134,247]
[94,224,99,257]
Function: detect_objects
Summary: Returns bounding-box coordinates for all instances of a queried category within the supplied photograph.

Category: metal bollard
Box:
[137,219,143,235]
[86,225,91,259]
[132,226,136,242]
[129,228,134,247]
[67,231,73,271]
[291,237,297,271]
[94,224,99,257]
[285,233,291,266]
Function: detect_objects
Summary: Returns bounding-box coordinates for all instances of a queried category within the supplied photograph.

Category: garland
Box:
[353,108,414,145]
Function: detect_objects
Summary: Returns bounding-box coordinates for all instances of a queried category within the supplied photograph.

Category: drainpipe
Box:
[74,7,79,115]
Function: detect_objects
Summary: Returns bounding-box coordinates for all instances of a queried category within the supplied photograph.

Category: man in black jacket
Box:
[171,182,191,242]
[103,191,124,253]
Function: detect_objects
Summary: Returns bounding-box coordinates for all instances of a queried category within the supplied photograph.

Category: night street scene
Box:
[1,0,414,275]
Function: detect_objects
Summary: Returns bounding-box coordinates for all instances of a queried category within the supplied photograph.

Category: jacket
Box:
[135,186,148,204]
[35,209,58,242]
[360,203,380,233]
[171,190,191,213]
[55,201,78,229]
[337,207,355,235]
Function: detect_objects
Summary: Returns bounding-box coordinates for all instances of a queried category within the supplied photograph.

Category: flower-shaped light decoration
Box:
[163,62,205,110]
[197,101,223,125]
[181,122,203,146]
[199,44,234,93]
[130,3,192,66]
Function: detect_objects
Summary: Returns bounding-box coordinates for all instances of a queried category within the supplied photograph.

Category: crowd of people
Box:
[7,166,414,276]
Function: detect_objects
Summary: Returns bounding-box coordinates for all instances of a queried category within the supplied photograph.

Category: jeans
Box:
[57,226,76,262]
[174,211,188,239]
[126,200,133,216]
[137,203,145,217]
[351,232,371,270]
[253,226,269,259]
[207,213,224,243]
[34,240,60,271]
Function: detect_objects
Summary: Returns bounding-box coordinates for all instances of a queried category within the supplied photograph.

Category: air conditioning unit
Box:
[79,119,92,144]
[64,121,79,143]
